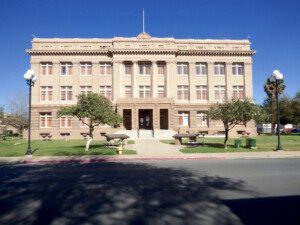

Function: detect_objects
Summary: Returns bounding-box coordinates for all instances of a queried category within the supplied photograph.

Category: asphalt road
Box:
[0,158,300,225]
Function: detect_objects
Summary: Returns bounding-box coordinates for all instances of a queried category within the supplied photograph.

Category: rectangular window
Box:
[139,86,151,98]
[40,113,52,128]
[177,85,189,100]
[99,86,112,100]
[41,63,53,75]
[139,63,151,75]
[80,117,91,127]
[41,86,52,102]
[197,111,207,126]
[61,63,73,75]
[232,63,243,75]
[214,86,226,101]
[125,85,132,98]
[80,63,92,75]
[214,63,225,75]
[178,111,189,126]
[177,63,188,75]
[60,116,72,128]
[233,86,244,99]
[100,63,112,75]
[125,63,132,75]
[80,86,92,95]
[196,85,208,100]
[158,85,165,98]
[196,63,207,75]
[215,120,224,126]
[61,86,72,101]
[157,64,165,75]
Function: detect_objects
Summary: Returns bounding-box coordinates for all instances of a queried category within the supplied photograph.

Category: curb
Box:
[23,156,226,164]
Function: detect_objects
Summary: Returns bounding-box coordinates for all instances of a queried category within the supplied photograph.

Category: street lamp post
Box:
[24,70,37,156]
[269,70,283,151]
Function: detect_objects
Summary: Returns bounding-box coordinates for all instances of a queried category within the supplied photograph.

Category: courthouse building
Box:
[26,32,256,139]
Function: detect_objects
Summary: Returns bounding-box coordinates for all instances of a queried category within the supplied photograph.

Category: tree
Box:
[57,93,123,151]
[264,78,286,133]
[207,98,268,149]
[6,91,29,136]
[292,91,300,126]
[278,95,294,126]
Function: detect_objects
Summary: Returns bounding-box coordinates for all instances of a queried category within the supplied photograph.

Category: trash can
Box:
[235,139,242,148]
[249,138,257,149]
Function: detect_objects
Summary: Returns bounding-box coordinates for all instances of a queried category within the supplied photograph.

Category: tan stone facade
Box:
[26,32,256,140]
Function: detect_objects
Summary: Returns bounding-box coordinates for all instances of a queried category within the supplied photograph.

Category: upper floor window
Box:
[99,86,112,100]
[232,63,243,75]
[61,86,72,101]
[157,63,165,76]
[40,113,52,128]
[139,86,151,98]
[196,85,208,100]
[215,119,224,126]
[80,86,92,95]
[178,111,189,126]
[139,63,151,75]
[196,63,207,76]
[41,86,52,102]
[158,86,165,98]
[177,85,189,100]
[233,86,244,99]
[80,63,92,75]
[100,63,112,75]
[177,63,188,75]
[61,63,73,75]
[124,86,132,98]
[214,86,226,101]
[41,63,53,75]
[125,63,132,76]
[197,111,207,126]
[60,116,72,128]
[214,63,225,76]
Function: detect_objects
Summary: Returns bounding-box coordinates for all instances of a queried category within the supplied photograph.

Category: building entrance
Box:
[160,109,168,129]
[123,109,132,130]
[139,109,153,130]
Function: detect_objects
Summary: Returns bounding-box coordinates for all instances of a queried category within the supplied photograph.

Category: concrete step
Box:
[138,130,154,139]
[114,130,138,139]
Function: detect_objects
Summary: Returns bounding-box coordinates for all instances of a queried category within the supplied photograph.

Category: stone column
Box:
[189,62,196,102]
[92,61,99,94]
[52,61,60,104]
[132,61,138,98]
[207,62,215,103]
[167,60,177,98]
[72,61,80,99]
[151,60,157,97]
[244,62,253,101]
[112,60,121,102]
[225,62,233,101]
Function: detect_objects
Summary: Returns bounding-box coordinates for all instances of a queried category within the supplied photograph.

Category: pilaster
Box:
[132,61,138,98]
[151,61,157,97]
[225,62,233,100]
[207,62,214,103]
[189,62,196,101]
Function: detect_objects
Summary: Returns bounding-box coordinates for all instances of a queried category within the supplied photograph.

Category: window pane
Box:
[49,66,52,75]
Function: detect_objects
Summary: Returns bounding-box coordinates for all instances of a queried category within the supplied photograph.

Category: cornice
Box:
[26,49,256,57]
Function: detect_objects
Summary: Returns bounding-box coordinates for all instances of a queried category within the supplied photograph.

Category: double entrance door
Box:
[139,109,152,130]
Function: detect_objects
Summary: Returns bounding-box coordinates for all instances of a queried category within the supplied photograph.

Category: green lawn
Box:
[0,138,136,157]
[161,134,300,153]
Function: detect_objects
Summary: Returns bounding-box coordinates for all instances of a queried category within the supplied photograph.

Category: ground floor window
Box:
[80,117,91,127]
[178,111,189,126]
[40,113,52,128]
[60,116,72,128]
[197,111,207,126]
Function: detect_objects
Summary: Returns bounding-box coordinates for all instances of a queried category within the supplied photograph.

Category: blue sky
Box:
[1,0,299,111]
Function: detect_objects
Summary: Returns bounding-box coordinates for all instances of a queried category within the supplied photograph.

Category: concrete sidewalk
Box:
[1,139,300,164]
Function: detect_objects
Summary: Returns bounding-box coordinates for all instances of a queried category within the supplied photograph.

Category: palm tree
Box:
[264,78,286,134]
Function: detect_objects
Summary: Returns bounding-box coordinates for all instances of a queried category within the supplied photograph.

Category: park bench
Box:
[173,134,199,145]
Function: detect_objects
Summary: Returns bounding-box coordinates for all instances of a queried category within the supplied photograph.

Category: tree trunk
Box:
[85,126,94,151]
[85,136,93,151]
[224,128,229,149]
